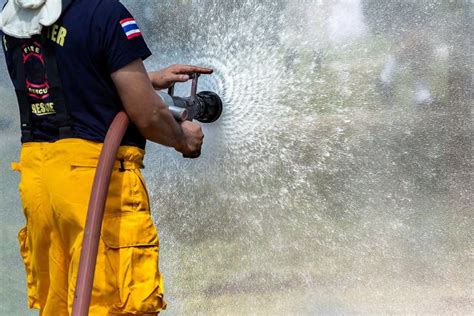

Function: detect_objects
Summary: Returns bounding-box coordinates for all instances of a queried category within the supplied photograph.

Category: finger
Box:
[170,74,190,82]
[175,65,213,75]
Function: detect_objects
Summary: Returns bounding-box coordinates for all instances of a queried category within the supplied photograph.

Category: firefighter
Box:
[1,0,211,314]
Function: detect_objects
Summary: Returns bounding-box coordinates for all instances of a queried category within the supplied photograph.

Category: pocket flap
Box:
[70,159,98,168]
[101,213,158,248]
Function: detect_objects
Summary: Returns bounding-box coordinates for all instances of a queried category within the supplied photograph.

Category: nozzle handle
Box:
[168,84,175,97]
[190,73,200,103]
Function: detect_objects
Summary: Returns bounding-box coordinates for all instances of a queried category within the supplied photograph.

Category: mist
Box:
[0,0,472,314]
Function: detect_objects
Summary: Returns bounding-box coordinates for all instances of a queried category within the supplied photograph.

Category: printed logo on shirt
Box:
[120,18,142,40]
[45,24,68,47]
[22,42,56,116]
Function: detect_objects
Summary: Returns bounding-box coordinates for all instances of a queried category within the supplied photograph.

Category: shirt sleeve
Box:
[93,0,152,73]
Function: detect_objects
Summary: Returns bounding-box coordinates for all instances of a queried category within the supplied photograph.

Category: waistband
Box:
[19,138,145,169]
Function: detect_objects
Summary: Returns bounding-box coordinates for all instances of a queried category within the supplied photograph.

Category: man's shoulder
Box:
[69,0,123,14]
[91,0,125,12]
[75,0,130,23]
[63,0,125,30]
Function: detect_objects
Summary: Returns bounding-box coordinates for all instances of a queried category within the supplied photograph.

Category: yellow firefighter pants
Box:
[12,139,166,315]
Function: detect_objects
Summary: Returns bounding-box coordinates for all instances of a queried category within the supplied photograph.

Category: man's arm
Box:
[111,59,204,157]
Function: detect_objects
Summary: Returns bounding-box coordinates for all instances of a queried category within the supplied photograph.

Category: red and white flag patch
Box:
[120,18,142,40]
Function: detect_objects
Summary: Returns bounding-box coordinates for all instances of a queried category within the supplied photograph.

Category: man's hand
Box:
[148,64,213,90]
[174,121,204,158]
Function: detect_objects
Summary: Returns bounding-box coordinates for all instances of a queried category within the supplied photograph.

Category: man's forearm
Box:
[136,93,186,149]
[111,60,185,150]
[112,60,204,156]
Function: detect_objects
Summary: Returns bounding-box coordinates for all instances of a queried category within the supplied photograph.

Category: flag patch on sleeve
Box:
[120,18,142,40]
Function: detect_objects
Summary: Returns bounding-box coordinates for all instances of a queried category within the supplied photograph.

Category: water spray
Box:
[72,73,222,315]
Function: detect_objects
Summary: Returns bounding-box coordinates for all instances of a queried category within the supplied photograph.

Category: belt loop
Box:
[119,159,125,172]
[58,125,74,139]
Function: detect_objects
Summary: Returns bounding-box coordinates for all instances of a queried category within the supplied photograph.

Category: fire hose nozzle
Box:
[158,73,223,123]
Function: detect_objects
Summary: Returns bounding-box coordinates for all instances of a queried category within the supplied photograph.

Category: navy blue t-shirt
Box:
[1,0,151,148]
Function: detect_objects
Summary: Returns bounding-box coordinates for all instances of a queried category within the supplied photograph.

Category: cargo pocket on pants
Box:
[18,226,40,309]
[102,213,165,314]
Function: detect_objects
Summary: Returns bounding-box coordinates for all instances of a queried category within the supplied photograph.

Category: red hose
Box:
[72,112,130,316]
